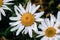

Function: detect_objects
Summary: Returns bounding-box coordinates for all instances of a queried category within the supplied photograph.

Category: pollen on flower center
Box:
[45,27,56,37]
[0,0,3,7]
[21,12,35,26]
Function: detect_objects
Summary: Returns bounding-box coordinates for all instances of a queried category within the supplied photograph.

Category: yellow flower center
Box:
[21,12,35,26]
[45,27,56,37]
[0,0,3,7]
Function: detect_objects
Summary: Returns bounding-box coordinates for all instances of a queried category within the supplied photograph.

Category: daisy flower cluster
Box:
[9,1,60,39]
[0,0,60,40]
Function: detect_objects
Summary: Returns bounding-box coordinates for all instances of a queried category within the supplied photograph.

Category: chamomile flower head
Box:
[37,14,60,40]
[0,0,14,20]
[9,2,44,38]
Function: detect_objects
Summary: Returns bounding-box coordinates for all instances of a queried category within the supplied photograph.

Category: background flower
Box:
[0,0,14,20]
[37,14,60,40]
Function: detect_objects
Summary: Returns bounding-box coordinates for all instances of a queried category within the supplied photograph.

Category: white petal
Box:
[31,4,36,13]
[37,34,43,38]
[0,8,6,16]
[3,0,14,2]
[9,17,20,21]
[3,3,14,5]
[9,21,20,26]
[22,27,28,34]
[28,29,32,38]
[40,21,47,28]
[14,5,23,15]
[57,11,60,22]
[45,18,50,27]
[38,24,47,31]
[49,37,58,40]
[2,5,11,11]
[14,7,21,17]
[35,18,44,22]
[52,36,58,40]
[0,13,1,20]
[54,38,58,40]
[28,2,31,13]
[53,14,56,22]
[54,22,60,28]
[41,36,48,40]
[26,2,29,12]
[26,2,31,12]
[19,4,25,13]
[49,38,55,40]
[31,5,40,14]
[56,35,60,38]
[10,26,19,31]
[16,25,24,35]
[36,32,44,37]
[50,14,55,26]
[34,11,44,18]
[32,22,38,33]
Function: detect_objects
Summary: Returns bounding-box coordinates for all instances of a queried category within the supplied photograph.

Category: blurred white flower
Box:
[0,0,14,20]
[37,14,60,40]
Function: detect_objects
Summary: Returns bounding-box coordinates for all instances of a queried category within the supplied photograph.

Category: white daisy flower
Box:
[37,14,60,40]
[9,2,44,38]
[0,0,14,20]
